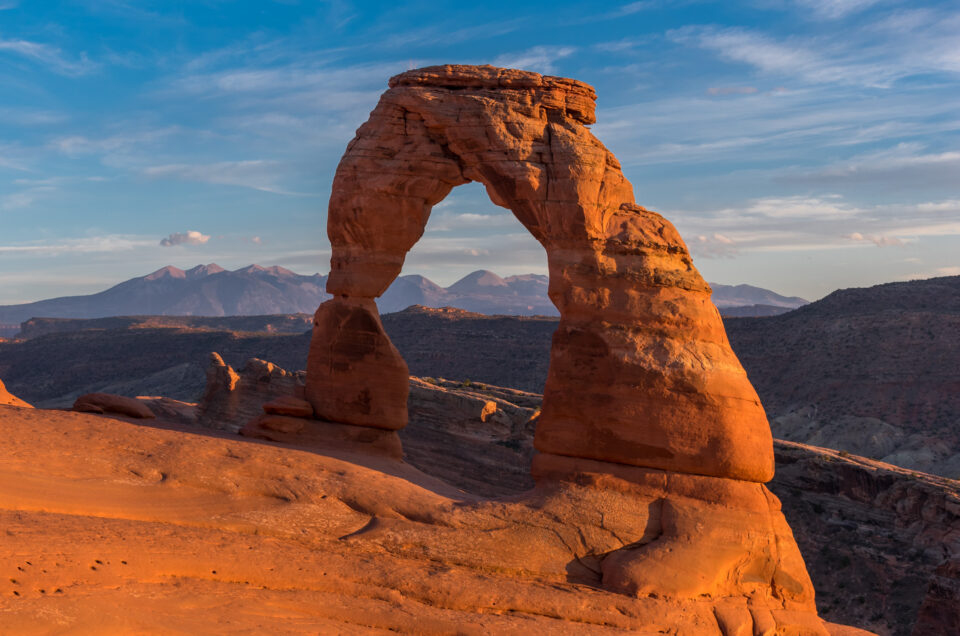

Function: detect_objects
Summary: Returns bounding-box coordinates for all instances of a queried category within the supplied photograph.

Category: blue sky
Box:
[1,0,958,304]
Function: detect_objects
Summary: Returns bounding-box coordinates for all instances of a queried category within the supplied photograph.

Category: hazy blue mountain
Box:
[0,265,806,329]
[709,283,808,309]
[0,264,328,324]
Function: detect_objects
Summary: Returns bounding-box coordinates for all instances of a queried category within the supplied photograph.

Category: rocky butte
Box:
[0,65,873,634]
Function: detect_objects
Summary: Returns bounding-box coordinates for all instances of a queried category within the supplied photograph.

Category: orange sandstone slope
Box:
[0,378,31,408]
[0,406,865,635]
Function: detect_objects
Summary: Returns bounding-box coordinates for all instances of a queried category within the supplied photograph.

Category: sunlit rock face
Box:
[0,377,32,408]
[298,65,837,632]
[313,64,772,483]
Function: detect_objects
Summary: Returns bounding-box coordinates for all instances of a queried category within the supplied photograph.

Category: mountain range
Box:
[0,263,808,334]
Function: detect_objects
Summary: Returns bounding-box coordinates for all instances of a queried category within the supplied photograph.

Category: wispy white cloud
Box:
[493,46,577,74]
[142,160,306,195]
[669,194,960,256]
[845,231,904,246]
[670,10,960,88]
[794,0,884,19]
[693,232,739,258]
[426,211,522,232]
[786,143,960,187]
[159,230,210,247]
[707,86,759,96]
[0,108,67,125]
[670,25,887,86]
[0,186,54,211]
[0,235,154,254]
[0,37,97,75]
[51,127,181,155]
[377,17,526,49]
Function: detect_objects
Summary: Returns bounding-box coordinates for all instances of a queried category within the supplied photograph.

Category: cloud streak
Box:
[493,46,577,74]
[142,160,306,195]
[159,231,210,247]
[0,37,97,75]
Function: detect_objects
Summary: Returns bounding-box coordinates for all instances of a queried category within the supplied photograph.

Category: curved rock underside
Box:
[302,65,833,632]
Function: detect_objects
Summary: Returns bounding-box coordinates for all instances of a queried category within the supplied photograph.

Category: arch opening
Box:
[377,180,556,496]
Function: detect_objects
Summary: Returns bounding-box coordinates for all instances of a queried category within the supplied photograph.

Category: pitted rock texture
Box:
[314,64,772,482]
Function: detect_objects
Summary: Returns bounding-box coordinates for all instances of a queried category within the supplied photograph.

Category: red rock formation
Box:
[197,353,305,432]
[0,377,32,408]
[263,395,314,418]
[306,297,408,430]
[72,392,155,419]
[314,64,771,482]
[302,64,824,628]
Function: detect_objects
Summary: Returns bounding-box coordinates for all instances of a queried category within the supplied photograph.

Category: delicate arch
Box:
[308,65,774,483]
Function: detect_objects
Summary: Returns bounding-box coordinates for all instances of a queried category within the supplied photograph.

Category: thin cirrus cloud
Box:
[694,233,739,258]
[671,195,960,258]
[706,86,759,95]
[669,7,960,88]
[493,46,577,74]
[668,25,887,86]
[794,0,884,19]
[142,160,304,195]
[845,232,904,247]
[52,127,182,156]
[784,144,960,189]
[159,230,210,247]
[0,37,97,76]
[0,235,155,255]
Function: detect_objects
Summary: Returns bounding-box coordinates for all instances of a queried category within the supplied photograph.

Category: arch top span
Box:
[311,64,775,483]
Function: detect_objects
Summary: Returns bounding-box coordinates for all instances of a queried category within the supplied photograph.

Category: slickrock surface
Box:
[72,392,155,419]
[0,407,865,635]
[0,377,31,408]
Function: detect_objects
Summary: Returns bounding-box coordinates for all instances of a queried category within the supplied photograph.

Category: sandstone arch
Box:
[307,65,773,483]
